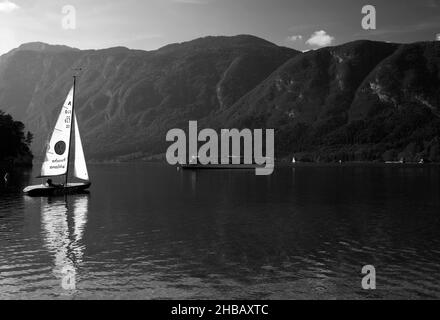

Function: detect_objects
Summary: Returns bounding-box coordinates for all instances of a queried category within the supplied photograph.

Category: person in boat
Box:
[46,179,63,188]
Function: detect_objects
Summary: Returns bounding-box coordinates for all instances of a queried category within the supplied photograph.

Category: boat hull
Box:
[23,182,91,197]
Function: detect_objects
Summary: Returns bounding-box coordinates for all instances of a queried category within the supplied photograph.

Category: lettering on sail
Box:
[50,158,67,170]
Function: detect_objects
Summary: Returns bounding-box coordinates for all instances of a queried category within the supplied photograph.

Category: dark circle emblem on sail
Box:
[54,141,67,155]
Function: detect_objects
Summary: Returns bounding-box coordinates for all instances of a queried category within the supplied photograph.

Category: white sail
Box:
[73,112,89,181]
[40,87,74,177]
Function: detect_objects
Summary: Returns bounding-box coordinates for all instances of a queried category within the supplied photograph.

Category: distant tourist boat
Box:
[179,156,268,170]
[23,74,91,196]
[385,158,405,164]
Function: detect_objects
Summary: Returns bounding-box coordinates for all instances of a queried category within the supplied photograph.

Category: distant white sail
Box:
[40,87,74,177]
[73,112,89,181]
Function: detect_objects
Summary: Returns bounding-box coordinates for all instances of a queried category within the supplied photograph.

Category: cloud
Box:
[286,35,303,42]
[306,30,335,47]
[0,0,19,13]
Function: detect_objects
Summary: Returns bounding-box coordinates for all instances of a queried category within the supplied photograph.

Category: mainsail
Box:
[40,87,74,178]
[73,112,89,181]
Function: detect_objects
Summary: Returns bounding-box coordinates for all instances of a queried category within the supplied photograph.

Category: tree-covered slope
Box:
[0,111,33,168]
[217,40,440,162]
[1,37,439,163]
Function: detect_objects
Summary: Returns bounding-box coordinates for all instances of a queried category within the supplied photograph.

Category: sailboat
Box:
[23,75,91,196]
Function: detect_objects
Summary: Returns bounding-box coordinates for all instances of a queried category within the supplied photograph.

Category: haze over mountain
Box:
[0,35,439,163]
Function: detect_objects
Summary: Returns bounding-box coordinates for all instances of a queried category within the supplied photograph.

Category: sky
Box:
[0,0,439,54]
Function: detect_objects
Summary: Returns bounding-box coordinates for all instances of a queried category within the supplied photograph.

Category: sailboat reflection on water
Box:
[41,195,89,292]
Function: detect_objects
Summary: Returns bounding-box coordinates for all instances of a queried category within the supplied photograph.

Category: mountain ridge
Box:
[0,35,439,163]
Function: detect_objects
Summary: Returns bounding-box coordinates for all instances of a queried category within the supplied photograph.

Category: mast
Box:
[65,73,78,187]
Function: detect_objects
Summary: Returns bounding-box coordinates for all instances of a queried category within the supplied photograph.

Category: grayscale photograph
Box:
[0,0,440,305]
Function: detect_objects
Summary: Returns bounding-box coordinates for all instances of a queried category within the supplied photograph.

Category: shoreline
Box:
[28,159,440,168]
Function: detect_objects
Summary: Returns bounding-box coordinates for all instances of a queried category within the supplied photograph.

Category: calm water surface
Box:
[1,163,440,299]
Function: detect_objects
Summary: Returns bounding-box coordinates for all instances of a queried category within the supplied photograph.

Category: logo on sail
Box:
[54,141,66,155]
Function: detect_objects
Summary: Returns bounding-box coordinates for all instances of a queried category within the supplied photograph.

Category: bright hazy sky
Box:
[0,0,439,54]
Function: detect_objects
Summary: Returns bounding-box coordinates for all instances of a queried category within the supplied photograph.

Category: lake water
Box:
[1,163,440,300]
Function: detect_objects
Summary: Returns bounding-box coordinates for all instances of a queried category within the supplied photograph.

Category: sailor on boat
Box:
[46,179,63,188]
